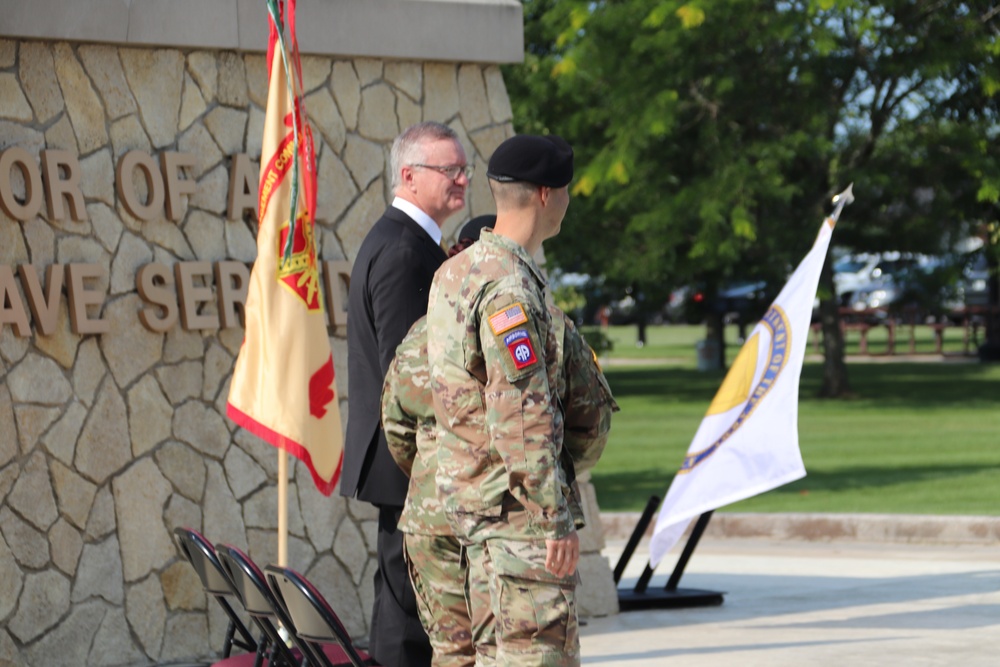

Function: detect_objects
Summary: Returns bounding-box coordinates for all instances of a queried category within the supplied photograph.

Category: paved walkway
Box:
[582,538,1000,666]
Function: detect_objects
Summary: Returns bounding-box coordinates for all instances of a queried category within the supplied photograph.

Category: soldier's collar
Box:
[480,230,548,286]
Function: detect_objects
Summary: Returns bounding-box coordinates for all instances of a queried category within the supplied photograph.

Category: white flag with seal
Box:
[649,201,844,567]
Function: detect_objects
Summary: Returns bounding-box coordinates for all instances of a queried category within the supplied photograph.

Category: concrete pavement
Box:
[582,537,1000,666]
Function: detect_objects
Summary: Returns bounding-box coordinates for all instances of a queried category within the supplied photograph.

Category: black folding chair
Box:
[265,564,375,667]
[215,544,303,667]
[173,527,258,660]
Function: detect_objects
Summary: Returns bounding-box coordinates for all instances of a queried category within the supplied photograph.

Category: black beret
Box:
[487,134,574,188]
[458,215,496,242]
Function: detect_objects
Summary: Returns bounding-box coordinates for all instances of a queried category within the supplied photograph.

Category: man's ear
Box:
[400,165,416,191]
[538,185,551,207]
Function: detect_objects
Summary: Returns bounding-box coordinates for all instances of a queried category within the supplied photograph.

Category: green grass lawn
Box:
[590,324,1000,515]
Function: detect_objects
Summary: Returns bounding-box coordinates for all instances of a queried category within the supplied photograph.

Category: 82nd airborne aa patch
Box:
[503,329,537,370]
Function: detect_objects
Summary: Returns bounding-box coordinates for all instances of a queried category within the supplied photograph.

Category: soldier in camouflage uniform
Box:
[382,216,616,666]
[426,134,590,666]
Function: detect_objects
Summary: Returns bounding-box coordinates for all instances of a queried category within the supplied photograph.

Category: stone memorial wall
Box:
[0,32,617,666]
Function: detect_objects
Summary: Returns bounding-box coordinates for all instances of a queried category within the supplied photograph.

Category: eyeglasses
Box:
[411,163,474,180]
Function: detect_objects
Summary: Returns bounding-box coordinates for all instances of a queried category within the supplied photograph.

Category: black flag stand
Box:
[613,495,725,611]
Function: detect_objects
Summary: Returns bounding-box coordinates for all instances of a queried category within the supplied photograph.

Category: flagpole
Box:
[829,183,854,224]
[278,450,288,566]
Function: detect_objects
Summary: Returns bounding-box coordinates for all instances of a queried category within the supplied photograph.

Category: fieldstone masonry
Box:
[0,36,617,666]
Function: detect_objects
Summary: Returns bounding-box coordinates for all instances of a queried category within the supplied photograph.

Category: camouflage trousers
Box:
[466,538,580,667]
[404,533,483,667]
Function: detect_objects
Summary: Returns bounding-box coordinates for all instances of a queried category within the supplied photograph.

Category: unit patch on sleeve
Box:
[503,328,537,370]
[488,303,528,334]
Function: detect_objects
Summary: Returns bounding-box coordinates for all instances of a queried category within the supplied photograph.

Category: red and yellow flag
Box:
[227,0,343,496]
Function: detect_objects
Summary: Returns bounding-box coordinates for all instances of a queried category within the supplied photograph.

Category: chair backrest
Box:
[265,564,373,667]
[172,527,257,658]
[215,544,303,667]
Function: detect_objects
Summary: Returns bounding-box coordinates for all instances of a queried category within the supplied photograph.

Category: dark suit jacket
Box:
[341,206,447,506]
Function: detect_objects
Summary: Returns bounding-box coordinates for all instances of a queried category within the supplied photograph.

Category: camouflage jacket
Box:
[382,308,618,537]
[426,229,614,542]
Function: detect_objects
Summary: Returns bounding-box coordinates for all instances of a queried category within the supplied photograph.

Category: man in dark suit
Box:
[343,121,472,667]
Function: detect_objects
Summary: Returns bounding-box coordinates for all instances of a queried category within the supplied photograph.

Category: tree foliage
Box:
[504,0,1000,388]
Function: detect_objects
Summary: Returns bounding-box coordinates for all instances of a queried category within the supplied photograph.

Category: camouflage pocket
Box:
[488,540,579,663]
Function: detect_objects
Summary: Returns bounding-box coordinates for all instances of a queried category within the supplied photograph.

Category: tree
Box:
[504,0,1000,392]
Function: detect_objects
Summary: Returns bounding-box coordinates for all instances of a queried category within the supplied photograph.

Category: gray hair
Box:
[390,122,459,190]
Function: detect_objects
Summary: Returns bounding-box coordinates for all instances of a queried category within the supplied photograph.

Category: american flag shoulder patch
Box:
[488,303,528,334]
